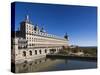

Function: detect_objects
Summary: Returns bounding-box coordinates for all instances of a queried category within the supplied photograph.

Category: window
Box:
[35,50,37,55]
[29,44,31,46]
[39,60,41,63]
[27,31,28,33]
[35,61,37,64]
[29,50,32,56]
[23,51,26,57]
[23,46,26,49]
[39,50,41,54]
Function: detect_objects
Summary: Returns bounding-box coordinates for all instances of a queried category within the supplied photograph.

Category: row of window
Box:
[26,37,66,44]
[25,25,66,41]
[26,25,34,31]
[27,43,66,47]
[22,49,47,57]
[18,46,27,49]
[26,30,62,39]
[18,41,27,43]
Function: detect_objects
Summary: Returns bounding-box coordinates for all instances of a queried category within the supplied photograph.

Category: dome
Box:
[64,33,68,40]
[34,24,39,31]
[40,27,46,32]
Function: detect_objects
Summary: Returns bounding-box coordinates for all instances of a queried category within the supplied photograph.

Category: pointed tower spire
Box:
[25,15,29,23]
[26,15,29,21]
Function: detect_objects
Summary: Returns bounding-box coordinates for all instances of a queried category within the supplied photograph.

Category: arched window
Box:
[23,51,26,57]
[29,50,32,56]
[35,50,37,55]
[39,50,41,54]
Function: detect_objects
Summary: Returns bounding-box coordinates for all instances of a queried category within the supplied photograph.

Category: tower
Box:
[19,15,34,48]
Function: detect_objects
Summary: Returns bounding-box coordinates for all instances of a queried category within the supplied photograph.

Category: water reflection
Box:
[15,58,97,73]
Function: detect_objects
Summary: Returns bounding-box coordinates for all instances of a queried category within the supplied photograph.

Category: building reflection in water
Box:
[15,57,97,73]
[15,58,64,73]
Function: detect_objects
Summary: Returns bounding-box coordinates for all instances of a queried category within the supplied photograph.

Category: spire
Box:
[25,15,29,23]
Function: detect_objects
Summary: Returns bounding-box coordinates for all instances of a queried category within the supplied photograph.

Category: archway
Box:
[29,50,32,56]
[39,50,41,54]
[23,51,26,57]
[35,50,37,55]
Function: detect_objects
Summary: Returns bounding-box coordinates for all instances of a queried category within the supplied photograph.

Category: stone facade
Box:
[11,15,69,64]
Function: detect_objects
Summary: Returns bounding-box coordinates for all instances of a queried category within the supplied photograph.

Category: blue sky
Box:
[14,2,97,46]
